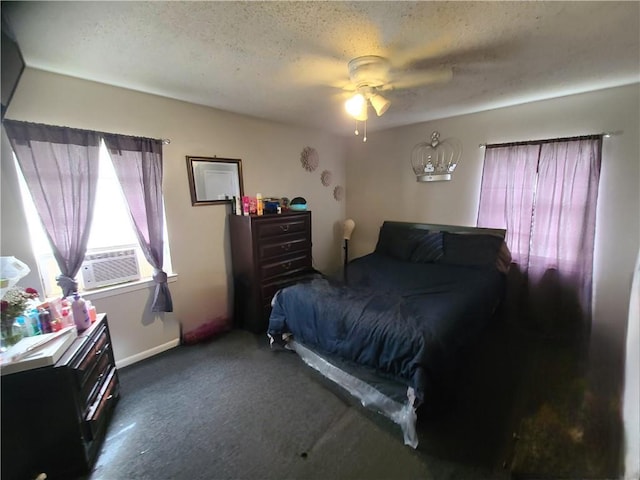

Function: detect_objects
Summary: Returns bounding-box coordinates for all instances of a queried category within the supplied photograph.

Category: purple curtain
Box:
[3,120,100,297]
[102,134,173,312]
[477,144,539,268]
[529,139,602,328]
[477,137,602,337]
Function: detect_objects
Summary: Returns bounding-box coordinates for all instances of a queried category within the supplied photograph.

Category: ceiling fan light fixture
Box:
[345,93,368,121]
[369,93,390,116]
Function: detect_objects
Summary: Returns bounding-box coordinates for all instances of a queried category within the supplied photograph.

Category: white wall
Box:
[1,68,347,364]
[346,83,640,472]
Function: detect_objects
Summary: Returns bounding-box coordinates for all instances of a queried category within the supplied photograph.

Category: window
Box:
[15,140,172,298]
[5,120,173,312]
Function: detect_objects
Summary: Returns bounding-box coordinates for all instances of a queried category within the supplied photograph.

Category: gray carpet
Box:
[85,330,511,480]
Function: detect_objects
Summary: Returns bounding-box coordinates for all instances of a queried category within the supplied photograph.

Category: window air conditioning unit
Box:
[81,248,141,290]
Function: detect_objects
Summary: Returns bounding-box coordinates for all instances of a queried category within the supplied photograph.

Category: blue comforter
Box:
[268,253,505,407]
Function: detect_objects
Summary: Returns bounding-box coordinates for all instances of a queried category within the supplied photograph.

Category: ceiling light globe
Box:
[345,93,366,119]
[370,94,391,116]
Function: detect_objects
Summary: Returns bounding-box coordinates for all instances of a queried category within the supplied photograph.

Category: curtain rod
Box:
[478,131,619,149]
[3,118,170,145]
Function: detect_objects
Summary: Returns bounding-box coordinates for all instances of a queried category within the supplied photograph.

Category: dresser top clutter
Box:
[229,211,316,333]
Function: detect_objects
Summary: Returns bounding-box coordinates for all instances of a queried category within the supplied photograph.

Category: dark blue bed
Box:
[267,221,509,446]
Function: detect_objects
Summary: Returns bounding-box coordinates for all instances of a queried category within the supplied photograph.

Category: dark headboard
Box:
[375,221,510,273]
[380,221,506,239]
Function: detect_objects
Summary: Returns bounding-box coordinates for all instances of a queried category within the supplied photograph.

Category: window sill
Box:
[78,273,178,301]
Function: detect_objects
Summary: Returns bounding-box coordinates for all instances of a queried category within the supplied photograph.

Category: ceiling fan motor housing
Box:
[348,55,390,89]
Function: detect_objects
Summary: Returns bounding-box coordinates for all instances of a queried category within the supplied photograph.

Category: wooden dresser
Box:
[229,211,315,333]
[1,314,119,480]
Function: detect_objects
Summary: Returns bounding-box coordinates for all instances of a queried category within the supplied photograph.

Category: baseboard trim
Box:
[115,338,180,369]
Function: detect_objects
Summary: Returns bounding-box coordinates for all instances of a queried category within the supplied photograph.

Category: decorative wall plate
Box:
[333,185,344,201]
[300,146,319,172]
[321,170,332,187]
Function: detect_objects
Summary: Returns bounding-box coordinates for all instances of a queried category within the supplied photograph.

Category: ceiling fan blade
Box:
[395,37,515,73]
[385,66,453,90]
[280,55,349,89]
[387,34,457,71]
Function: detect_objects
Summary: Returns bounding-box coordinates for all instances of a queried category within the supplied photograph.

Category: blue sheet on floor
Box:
[268,253,505,407]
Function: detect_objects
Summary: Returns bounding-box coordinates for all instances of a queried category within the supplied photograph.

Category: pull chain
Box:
[354,119,359,136]
[363,119,367,142]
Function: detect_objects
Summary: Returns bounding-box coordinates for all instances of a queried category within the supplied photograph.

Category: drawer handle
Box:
[282,262,292,270]
[95,349,102,356]
[281,243,291,251]
[279,225,290,232]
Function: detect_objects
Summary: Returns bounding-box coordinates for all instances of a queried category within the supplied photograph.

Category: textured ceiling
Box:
[3,1,639,136]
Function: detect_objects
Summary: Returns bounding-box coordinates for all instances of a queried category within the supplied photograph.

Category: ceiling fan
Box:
[342,55,453,141]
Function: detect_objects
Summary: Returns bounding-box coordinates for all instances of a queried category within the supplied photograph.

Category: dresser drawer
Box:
[84,366,119,441]
[260,254,312,280]
[79,343,113,414]
[262,280,286,304]
[262,272,322,309]
[72,324,109,388]
[256,216,309,239]
[258,233,310,259]
[262,278,296,308]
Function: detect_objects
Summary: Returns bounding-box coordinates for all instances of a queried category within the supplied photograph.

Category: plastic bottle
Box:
[60,305,72,327]
[15,316,30,338]
[256,193,263,216]
[59,298,73,327]
[71,293,91,332]
[86,300,97,323]
[38,308,52,334]
[26,309,42,336]
[49,317,62,332]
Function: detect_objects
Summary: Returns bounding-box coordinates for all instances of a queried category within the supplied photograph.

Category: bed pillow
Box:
[410,232,444,263]
[441,232,504,268]
[375,226,423,261]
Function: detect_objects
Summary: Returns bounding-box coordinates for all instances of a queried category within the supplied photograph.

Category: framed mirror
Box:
[186,156,244,206]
